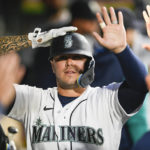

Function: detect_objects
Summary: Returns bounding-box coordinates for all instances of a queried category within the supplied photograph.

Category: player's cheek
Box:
[79,61,87,73]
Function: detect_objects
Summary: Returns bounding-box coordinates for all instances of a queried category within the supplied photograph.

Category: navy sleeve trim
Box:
[118,81,146,114]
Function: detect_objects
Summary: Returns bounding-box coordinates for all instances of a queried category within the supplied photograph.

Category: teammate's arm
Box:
[116,46,147,113]
[0,53,25,113]
[0,26,77,56]
[0,35,31,55]
[93,6,148,114]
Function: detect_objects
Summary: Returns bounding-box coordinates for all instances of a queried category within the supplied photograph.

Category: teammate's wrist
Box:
[113,43,127,54]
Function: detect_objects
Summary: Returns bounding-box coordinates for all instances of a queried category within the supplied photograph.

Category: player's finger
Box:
[92,32,105,46]
[55,32,66,37]
[102,7,111,25]
[96,13,106,30]
[61,26,78,32]
[143,11,150,23]
[146,22,150,37]
[146,5,150,17]
[109,7,118,24]
[118,11,124,26]
[96,12,103,23]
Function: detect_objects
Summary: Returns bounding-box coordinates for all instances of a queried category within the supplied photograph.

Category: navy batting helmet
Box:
[49,32,95,87]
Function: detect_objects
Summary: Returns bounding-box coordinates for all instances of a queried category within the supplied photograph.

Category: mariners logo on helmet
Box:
[64,35,73,48]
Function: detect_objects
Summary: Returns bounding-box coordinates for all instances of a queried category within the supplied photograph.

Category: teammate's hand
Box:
[145,75,150,90]
[142,44,150,51]
[28,26,78,49]
[0,53,25,107]
[143,5,150,51]
[92,7,127,54]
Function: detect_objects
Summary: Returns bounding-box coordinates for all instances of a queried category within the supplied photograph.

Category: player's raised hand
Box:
[93,7,127,54]
[28,26,78,49]
[0,53,25,107]
[143,5,150,51]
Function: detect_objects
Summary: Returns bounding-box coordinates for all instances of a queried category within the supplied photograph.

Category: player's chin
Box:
[61,82,78,89]
[61,79,78,89]
[65,80,77,86]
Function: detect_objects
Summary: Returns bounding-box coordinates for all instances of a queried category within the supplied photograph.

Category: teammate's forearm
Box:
[116,45,148,92]
[0,35,32,55]
[117,46,148,113]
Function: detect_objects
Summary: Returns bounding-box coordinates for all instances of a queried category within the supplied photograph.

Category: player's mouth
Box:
[64,70,76,75]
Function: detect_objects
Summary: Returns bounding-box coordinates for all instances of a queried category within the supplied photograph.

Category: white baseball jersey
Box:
[8,83,138,150]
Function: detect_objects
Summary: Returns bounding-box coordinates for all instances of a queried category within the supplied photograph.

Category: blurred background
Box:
[1,0,150,150]
[0,0,149,35]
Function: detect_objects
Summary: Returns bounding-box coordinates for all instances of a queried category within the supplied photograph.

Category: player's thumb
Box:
[92,32,105,47]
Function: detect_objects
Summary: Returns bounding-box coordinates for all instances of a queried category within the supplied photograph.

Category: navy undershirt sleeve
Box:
[115,45,148,114]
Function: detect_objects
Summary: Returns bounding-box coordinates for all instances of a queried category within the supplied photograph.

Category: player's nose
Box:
[66,58,74,66]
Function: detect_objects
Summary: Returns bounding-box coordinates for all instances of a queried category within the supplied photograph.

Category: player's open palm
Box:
[93,7,127,54]
[143,5,150,51]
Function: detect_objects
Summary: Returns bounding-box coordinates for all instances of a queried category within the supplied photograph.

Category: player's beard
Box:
[57,80,78,89]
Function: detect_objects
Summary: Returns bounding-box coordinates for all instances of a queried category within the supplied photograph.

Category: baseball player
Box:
[2,7,148,150]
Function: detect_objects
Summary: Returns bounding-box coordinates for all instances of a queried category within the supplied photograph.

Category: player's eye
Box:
[54,56,68,61]
[54,55,87,61]
[72,55,87,60]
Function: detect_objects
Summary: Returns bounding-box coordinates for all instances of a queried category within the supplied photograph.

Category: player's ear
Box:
[50,60,56,74]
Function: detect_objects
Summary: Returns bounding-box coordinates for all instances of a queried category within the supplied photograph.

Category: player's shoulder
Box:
[102,82,122,91]
[89,82,122,93]
[13,84,56,95]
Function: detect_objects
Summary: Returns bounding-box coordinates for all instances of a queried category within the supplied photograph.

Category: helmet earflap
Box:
[77,58,95,87]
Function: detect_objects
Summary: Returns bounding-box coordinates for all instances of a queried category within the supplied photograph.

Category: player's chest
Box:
[28,99,115,150]
[30,97,107,136]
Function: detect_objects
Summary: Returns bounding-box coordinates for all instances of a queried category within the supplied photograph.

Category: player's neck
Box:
[57,86,86,97]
